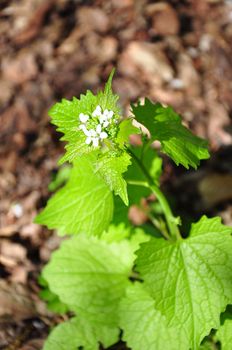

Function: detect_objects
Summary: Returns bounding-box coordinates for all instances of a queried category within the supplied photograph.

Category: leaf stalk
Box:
[127,148,182,240]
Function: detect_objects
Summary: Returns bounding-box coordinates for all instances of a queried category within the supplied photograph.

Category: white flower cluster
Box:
[79,105,114,147]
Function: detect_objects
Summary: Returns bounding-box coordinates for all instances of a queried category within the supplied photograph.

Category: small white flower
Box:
[99,115,106,124]
[79,113,89,123]
[96,124,102,134]
[79,124,91,137]
[103,109,109,117]
[107,110,114,119]
[85,137,92,145]
[100,131,108,139]
[92,105,102,117]
[92,138,99,147]
[78,105,113,148]
[92,110,100,117]
[84,129,91,137]
[85,135,100,147]
[89,129,97,137]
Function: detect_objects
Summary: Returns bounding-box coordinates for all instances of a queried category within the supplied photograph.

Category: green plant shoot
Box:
[35,70,232,350]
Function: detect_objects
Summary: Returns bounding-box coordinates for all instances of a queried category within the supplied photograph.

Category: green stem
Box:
[148,214,170,241]
[127,179,169,239]
[149,184,181,239]
[128,148,182,240]
[127,180,149,188]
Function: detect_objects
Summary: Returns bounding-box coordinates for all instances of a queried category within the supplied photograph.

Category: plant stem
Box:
[127,180,149,188]
[127,148,182,240]
[149,183,181,240]
[127,180,170,239]
[148,214,170,241]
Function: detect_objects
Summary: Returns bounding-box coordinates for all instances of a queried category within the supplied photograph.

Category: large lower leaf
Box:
[35,156,113,236]
[132,98,209,169]
[136,216,232,349]
[43,317,119,350]
[120,283,188,350]
[43,234,134,327]
[43,230,148,349]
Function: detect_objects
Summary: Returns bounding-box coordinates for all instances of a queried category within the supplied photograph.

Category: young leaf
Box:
[97,68,120,113]
[95,151,131,205]
[101,223,131,242]
[136,216,232,349]
[43,317,119,350]
[48,165,71,192]
[116,118,140,147]
[49,71,121,164]
[42,234,134,327]
[119,283,188,350]
[35,156,113,236]
[132,98,210,169]
[49,93,97,164]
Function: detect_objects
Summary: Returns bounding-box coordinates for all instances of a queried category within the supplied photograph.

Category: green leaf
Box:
[110,146,162,228]
[39,275,69,314]
[35,156,113,236]
[97,68,120,114]
[101,223,131,242]
[216,312,232,350]
[127,145,162,185]
[96,152,131,205]
[43,317,119,350]
[199,339,217,350]
[110,146,163,233]
[126,145,162,204]
[43,234,134,327]
[48,165,71,192]
[136,216,232,349]
[132,98,210,169]
[49,93,97,164]
[120,283,188,350]
[129,227,150,253]
[112,194,131,226]
[39,289,69,314]
[49,70,121,164]
[116,118,140,148]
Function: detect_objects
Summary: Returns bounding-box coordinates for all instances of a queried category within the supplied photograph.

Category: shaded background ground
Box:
[0,0,232,349]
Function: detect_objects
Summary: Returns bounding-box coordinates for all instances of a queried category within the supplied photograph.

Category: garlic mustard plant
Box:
[36,70,232,350]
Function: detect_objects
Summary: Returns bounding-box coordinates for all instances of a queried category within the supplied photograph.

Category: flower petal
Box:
[92,138,99,147]
[79,113,89,123]
[85,137,92,145]
[100,131,108,139]
[96,124,102,134]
